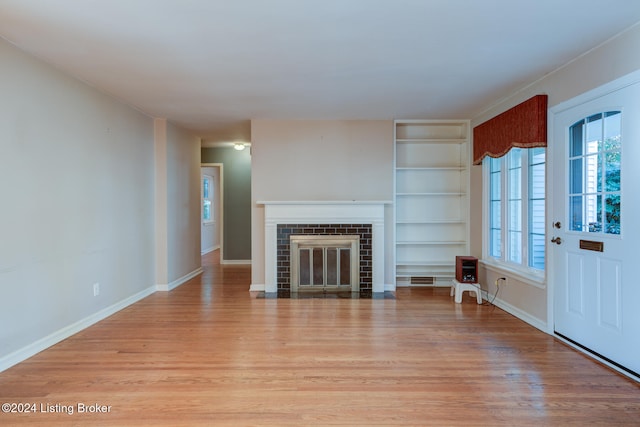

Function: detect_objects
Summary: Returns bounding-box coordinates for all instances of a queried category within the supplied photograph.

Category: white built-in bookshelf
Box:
[394,120,470,286]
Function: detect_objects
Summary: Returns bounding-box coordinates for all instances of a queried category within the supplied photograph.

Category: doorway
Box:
[201,164,223,259]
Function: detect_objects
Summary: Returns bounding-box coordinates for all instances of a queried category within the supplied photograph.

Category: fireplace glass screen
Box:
[298,247,352,287]
[290,235,360,292]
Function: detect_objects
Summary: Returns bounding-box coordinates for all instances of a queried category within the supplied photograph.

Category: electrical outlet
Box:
[93,283,100,296]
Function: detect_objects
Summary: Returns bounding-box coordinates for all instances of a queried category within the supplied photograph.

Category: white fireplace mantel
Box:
[257,200,391,294]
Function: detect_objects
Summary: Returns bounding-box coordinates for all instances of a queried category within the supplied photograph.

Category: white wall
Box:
[469,23,640,330]
[0,38,203,371]
[166,123,202,283]
[155,119,202,289]
[0,38,155,364]
[250,120,394,289]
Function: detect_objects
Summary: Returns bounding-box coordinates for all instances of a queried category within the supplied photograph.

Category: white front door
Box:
[552,77,640,376]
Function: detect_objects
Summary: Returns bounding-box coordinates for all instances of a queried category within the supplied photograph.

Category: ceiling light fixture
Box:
[233,143,246,151]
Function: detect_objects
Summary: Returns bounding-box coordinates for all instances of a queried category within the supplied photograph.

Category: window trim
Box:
[480,258,545,288]
[482,149,546,287]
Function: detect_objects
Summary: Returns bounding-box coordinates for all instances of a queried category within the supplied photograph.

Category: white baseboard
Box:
[221,259,252,265]
[0,285,156,373]
[249,283,265,292]
[483,290,548,333]
[156,267,203,292]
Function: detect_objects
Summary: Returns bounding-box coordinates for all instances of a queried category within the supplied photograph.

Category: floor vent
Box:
[410,276,435,285]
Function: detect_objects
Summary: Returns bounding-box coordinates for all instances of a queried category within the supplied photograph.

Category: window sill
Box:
[480,259,546,289]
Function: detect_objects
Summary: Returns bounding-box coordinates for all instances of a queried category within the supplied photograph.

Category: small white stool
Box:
[450,279,482,304]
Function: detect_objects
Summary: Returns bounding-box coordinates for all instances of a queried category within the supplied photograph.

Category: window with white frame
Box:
[487,147,545,270]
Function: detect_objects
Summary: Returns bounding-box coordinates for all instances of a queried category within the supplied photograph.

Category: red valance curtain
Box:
[472,94,548,165]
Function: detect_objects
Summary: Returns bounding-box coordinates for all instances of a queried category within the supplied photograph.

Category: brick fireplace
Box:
[278,224,371,293]
[258,201,389,296]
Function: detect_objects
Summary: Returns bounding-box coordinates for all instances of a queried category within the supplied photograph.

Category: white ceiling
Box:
[1,0,640,142]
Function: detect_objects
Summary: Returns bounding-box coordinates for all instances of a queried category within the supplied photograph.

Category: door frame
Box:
[201,163,224,261]
[547,69,640,380]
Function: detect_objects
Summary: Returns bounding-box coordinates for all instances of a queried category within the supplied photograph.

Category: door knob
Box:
[551,237,562,245]
[553,221,562,229]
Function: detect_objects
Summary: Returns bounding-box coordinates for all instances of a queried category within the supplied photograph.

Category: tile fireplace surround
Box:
[280,224,369,293]
[257,201,390,296]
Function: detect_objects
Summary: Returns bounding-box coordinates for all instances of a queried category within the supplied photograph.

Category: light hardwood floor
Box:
[0,251,638,426]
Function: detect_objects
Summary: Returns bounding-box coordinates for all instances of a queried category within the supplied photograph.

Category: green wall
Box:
[201,147,251,262]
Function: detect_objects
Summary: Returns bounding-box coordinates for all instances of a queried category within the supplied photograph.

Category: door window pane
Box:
[587,194,600,232]
[605,194,621,234]
[570,123,583,157]
[203,201,211,221]
[569,195,583,231]
[569,158,583,194]
[568,111,621,235]
[605,151,621,192]
[203,178,209,199]
[202,175,214,222]
[584,153,599,193]
[604,111,622,150]
[586,114,603,152]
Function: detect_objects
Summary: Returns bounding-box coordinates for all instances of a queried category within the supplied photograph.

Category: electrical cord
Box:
[482,277,505,307]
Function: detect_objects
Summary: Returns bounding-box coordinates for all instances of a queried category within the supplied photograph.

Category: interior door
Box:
[552,80,640,376]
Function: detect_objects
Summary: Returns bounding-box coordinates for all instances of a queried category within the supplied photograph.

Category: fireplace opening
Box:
[276,223,373,294]
[290,235,360,293]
